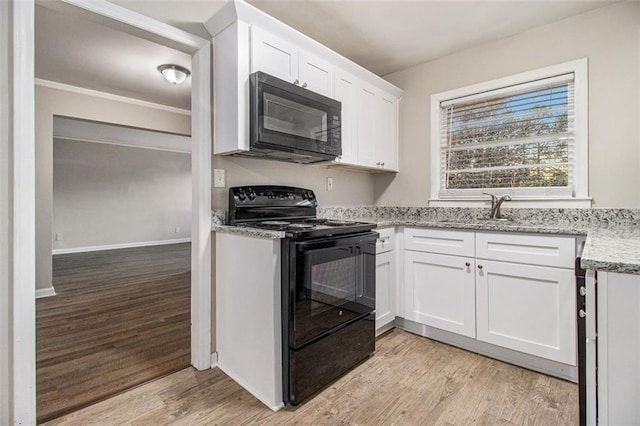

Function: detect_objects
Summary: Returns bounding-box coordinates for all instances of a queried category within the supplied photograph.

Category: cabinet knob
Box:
[302,82,307,88]
[293,79,299,85]
[579,309,587,318]
[465,262,471,267]
[381,162,385,167]
[579,286,587,296]
[477,264,483,270]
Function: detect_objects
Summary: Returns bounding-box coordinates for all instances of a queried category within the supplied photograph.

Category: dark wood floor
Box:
[45,329,579,425]
[36,243,191,423]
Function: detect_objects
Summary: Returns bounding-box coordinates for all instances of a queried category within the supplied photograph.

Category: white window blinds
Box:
[439,73,575,198]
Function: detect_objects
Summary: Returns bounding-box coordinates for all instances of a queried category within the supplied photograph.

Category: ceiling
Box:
[36,0,616,110]
[35,4,192,110]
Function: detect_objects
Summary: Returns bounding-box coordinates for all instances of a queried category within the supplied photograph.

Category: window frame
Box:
[429,58,590,208]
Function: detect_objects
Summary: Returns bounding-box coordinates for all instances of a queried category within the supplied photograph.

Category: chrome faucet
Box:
[483,192,512,219]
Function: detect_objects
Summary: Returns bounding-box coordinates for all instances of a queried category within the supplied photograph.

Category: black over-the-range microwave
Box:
[247,71,342,164]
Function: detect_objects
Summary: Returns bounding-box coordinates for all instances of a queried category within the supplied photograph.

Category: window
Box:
[430,59,589,207]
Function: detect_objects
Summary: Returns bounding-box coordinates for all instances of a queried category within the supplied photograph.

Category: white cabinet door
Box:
[356,82,378,168]
[377,93,398,171]
[475,260,576,365]
[376,251,395,331]
[404,251,476,338]
[334,69,358,164]
[251,26,298,82]
[299,50,334,97]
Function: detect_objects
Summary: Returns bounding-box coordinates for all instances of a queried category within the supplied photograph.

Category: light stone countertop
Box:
[581,227,640,274]
[212,207,640,275]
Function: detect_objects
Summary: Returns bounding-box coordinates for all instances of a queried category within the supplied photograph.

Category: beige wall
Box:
[211,156,375,210]
[53,139,191,251]
[376,1,640,208]
[35,84,191,290]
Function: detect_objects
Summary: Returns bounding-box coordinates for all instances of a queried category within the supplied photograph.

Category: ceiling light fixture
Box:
[158,64,190,85]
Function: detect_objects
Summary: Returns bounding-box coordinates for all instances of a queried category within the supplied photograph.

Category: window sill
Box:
[428,197,593,209]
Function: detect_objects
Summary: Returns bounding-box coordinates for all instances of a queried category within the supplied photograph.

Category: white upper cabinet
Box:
[356,82,378,168]
[206,1,402,167]
[250,26,298,83]
[334,69,358,164]
[298,50,334,98]
[251,27,334,98]
[377,94,399,171]
[333,70,400,172]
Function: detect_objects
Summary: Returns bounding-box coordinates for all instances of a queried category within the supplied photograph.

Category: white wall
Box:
[212,156,376,210]
[36,84,191,290]
[375,1,640,208]
[53,139,191,252]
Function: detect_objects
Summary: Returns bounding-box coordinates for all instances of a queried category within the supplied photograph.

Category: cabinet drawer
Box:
[404,228,474,257]
[376,227,395,254]
[476,232,575,268]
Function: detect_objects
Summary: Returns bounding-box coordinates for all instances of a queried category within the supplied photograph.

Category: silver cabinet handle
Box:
[293,79,299,85]
[379,236,390,242]
[580,286,587,296]
[302,82,307,88]
[465,262,471,267]
[477,264,483,270]
[579,310,587,318]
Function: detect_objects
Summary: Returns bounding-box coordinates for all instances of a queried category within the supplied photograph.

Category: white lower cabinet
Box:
[402,227,577,367]
[475,260,576,365]
[404,251,476,338]
[375,227,396,331]
[375,251,395,330]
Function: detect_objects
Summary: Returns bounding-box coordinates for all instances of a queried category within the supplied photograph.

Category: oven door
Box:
[250,71,341,160]
[284,232,376,350]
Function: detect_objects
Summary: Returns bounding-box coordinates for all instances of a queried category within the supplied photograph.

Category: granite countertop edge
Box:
[212,216,640,275]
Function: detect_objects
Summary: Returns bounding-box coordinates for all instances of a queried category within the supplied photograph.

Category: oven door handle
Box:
[294,232,377,252]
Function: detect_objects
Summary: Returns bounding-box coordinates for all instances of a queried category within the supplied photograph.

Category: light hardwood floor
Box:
[37,243,191,423]
[45,329,578,425]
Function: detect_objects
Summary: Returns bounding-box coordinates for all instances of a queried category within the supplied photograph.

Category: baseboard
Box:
[210,352,218,369]
[35,287,56,299]
[52,238,192,255]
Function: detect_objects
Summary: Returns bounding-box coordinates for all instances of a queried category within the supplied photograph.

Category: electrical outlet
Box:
[55,233,63,241]
[214,169,226,188]
[327,177,334,191]
[174,226,181,234]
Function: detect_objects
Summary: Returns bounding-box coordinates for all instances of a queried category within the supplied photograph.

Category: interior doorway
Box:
[32,2,208,422]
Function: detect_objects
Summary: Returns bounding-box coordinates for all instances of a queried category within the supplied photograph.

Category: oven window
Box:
[263,93,328,142]
[310,257,356,304]
[292,244,374,348]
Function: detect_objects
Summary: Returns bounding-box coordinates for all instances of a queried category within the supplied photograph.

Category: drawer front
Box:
[404,227,474,257]
[376,227,395,254]
[476,232,575,268]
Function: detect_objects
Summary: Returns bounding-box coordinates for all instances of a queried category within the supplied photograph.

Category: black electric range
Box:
[228,185,376,240]
[228,185,377,406]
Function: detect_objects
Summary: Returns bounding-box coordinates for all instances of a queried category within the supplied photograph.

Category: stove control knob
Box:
[307,192,315,200]
[288,193,295,200]
[237,190,246,201]
[301,192,308,200]
[248,190,256,200]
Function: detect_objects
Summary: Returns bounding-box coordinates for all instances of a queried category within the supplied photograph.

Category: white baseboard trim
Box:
[52,237,192,255]
[210,352,218,369]
[35,287,56,299]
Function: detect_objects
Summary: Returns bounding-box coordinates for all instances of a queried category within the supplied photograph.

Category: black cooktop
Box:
[228,186,376,240]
